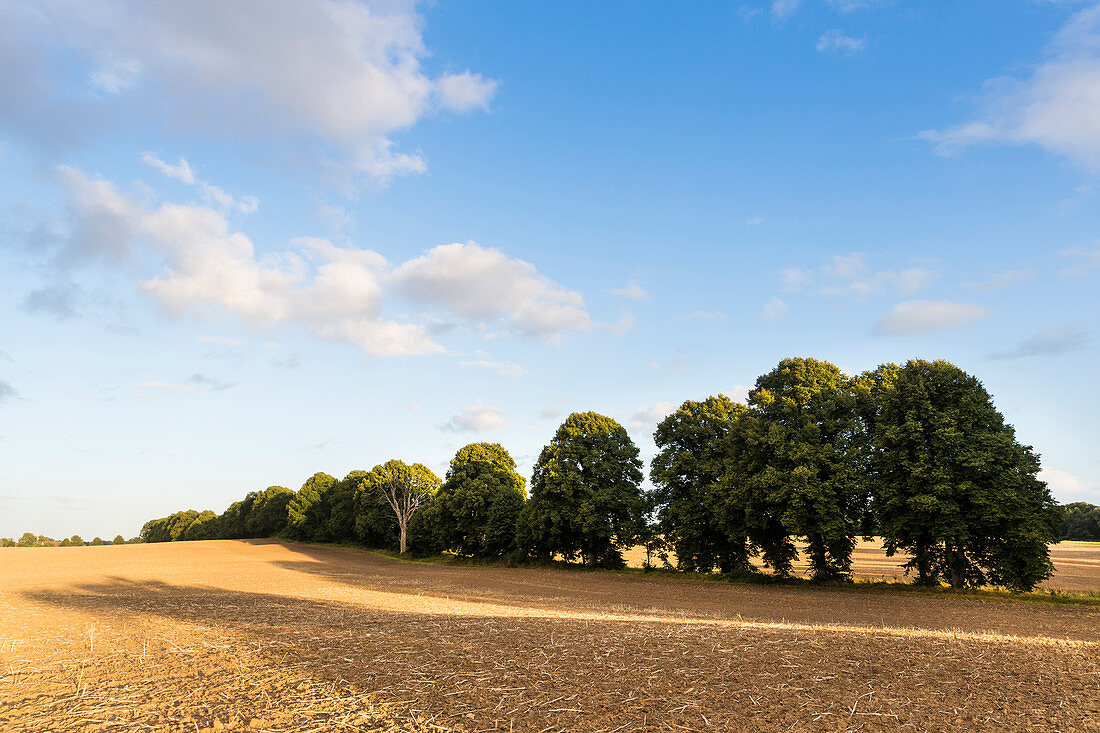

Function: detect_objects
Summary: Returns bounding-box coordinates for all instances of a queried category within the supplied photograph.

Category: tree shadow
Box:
[23,575,1098,733]
[259,541,1100,642]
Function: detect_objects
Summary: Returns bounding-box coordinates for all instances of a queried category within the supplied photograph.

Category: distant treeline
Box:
[139,358,1067,591]
[1061,503,1100,541]
[2,533,136,547]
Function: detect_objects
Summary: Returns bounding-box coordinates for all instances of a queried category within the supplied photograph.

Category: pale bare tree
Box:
[367,460,440,554]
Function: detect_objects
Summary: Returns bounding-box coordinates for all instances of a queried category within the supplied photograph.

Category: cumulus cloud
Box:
[761,297,788,320]
[2,0,497,186]
[1039,467,1100,502]
[781,253,936,299]
[990,326,1091,359]
[392,241,596,342]
[816,31,868,54]
[441,404,506,433]
[919,4,1100,169]
[459,360,528,379]
[39,167,601,356]
[874,300,989,335]
[629,401,676,431]
[609,281,649,301]
[143,153,258,214]
[964,268,1037,292]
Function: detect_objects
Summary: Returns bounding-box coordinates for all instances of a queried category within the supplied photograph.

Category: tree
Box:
[90,537,104,546]
[435,443,526,558]
[738,358,864,580]
[359,460,440,554]
[112,535,125,545]
[180,510,220,541]
[246,486,295,537]
[324,474,361,543]
[871,359,1060,591]
[349,470,399,548]
[651,395,750,573]
[1060,503,1100,541]
[518,412,644,568]
[286,472,337,541]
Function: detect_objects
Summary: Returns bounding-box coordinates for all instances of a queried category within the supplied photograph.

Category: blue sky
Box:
[1,0,1098,539]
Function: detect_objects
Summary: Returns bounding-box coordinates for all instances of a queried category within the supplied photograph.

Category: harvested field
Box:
[2,541,1098,732]
[624,539,1100,593]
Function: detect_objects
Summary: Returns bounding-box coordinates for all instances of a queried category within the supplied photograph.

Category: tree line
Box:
[2,533,133,547]
[136,358,1065,591]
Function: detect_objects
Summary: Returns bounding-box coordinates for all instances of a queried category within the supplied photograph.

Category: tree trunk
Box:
[915,542,932,585]
[945,545,964,588]
[399,522,407,555]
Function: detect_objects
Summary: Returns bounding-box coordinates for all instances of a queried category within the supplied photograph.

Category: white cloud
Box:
[441,404,506,433]
[682,310,726,322]
[761,296,788,320]
[0,380,17,402]
[5,0,498,186]
[772,0,802,20]
[538,408,560,421]
[609,281,649,301]
[142,153,258,214]
[1060,243,1100,276]
[964,268,1037,292]
[723,385,752,404]
[141,153,194,184]
[816,30,868,54]
[919,4,1100,169]
[435,71,499,113]
[781,253,936,298]
[827,0,891,12]
[459,360,528,379]
[45,167,603,356]
[629,401,677,431]
[745,216,766,226]
[1039,467,1100,502]
[874,300,989,335]
[392,241,597,341]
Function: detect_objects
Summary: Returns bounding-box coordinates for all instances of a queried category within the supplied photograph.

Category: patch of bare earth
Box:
[1,540,1098,732]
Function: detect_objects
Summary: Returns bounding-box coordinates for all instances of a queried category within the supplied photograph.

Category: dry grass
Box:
[2,540,1098,731]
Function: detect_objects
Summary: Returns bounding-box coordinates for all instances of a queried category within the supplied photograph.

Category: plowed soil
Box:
[2,540,1098,732]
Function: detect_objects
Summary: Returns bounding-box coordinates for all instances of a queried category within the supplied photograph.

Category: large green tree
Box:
[871,359,1060,591]
[518,412,644,567]
[436,442,526,558]
[651,395,751,573]
[741,358,864,579]
[1060,502,1100,541]
[358,460,440,554]
[246,486,295,537]
[286,472,337,541]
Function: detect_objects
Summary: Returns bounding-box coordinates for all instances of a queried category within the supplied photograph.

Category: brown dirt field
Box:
[623,540,1100,593]
[1,541,1098,732]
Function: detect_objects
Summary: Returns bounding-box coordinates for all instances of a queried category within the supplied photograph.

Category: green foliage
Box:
[1060,503,1100,541]
[286,472,338,541]
[435,443,526,558]
[741,358,865,579]
[324,474,361,543]
[651,395,750,573]
[519,412,644,567]
[1,538,15,547]
[357,460,440,554]
[112,535,125,545]
[17,532,57,547]
[246,486,295,537]
[871,359,1060,591]
[69,535,84,546]
[90,537,104,546]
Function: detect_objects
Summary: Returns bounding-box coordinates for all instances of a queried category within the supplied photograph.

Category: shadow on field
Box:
[260,541,1100,644]
[23,577,1100,732]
